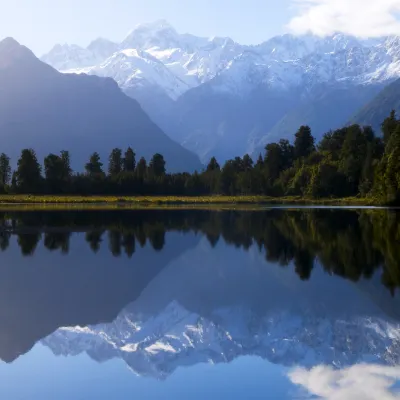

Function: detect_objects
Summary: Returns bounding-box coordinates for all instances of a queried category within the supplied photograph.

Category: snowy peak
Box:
[41,39,118,71]
[41,20,247,96]
[130,19,176,35]
[85,48,189,99]
[121,20,182,52]
[87,37,118,60]
[40,21,400,102]
[255,34,319,61]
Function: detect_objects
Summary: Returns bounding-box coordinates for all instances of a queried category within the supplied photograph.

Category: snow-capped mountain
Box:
[41,38,118,71]
[42,20,245,98]
[77,49,189,100]
[40,21,400,162]
[41,23,400,99]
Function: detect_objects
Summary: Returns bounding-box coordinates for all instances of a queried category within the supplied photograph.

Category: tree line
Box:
[1,110,400,202]
[1,209,399,294]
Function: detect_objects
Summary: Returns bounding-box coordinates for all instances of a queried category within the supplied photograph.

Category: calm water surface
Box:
[0,208,400,399]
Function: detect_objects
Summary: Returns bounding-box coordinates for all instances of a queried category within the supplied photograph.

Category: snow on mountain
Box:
[41,20,244,98]
[120,20,244,88]
[121,20,209,55]
[71,48,189,100]
[41,22,400,101]
[209,51,270,96]
[169,37,244,86]
[41,39,118,71]
[210,50,306,96]
[87,38,119,62]
[41,44,95,71]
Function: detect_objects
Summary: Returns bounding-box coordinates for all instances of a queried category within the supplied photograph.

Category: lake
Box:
[0,207,399,399]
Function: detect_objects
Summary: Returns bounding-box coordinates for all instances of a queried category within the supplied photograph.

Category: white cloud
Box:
[288,0,400,37]
[288,364,400,399]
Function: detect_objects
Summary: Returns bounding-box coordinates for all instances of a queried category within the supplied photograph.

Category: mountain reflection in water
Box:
[0,208,399,399]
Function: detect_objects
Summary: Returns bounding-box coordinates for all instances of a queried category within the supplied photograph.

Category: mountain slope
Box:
[172,83,301,162]
[351,78,400,133]
[0,38,202,172]
[258,83,384,145]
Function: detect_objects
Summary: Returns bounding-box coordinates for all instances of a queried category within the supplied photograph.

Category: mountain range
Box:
[0,37,202,172]
[42,20,400,162]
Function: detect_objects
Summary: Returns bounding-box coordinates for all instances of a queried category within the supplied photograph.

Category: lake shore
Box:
[0,194,383,208]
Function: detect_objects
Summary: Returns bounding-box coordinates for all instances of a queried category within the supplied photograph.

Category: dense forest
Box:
[1,209,400,294]
[1,110,400,203]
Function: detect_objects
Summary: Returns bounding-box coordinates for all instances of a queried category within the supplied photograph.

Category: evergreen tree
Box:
[123,147,136,172]
[381,124,400,203]
[264,143,284,184]
[135,157,147,179]
[339,125,370,194]
[0,153,11,186]
[255,154,264,169]
[318,128,347,160]
[85,152,103,176]
[279,139,294,169]
[359,141,375,196]
[185,171,204,195]
[44,153,66,193]
[206,157,220,172]
[381,110,399,145]
[149,154,166,177]
[294,126,315,160]
[242,154,253,171]
[108,148,123,176]
[205,157,221,193]
[11,172,17,192]
[15,149,42,193]
[60,151,72,181]
[232,157,245,173]
[220,160,237,195]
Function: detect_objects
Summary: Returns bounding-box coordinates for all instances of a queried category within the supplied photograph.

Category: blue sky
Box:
[0,0,293,55]
[2,0,400,55]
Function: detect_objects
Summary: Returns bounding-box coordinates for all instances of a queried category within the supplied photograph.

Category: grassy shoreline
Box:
[0,194,383,208]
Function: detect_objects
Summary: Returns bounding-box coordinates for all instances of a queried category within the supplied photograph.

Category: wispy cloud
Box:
[289,364,400,399]
[288,0,400,37]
